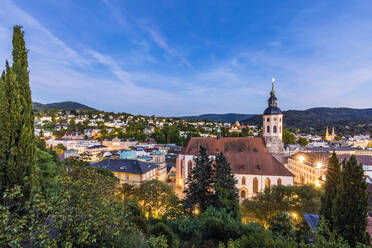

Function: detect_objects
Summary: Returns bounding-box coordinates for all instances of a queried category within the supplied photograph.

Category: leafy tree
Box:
[183,146,214,213]
[150,223,179,248]
[137,179,180,219]
[332,156,370,246]
[241,185,320,226]
[320,152,340,230]
[282,129,296,145]
[0,186,55,247]
[145,235,169,248]
[267,212,295,240]
[52,168,136,247]
[213,152,239,218]
[36,148,65,198]
[120,183,137,199]
[297,137,309,147]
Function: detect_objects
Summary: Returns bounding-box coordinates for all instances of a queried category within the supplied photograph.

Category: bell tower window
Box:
[273,126,277,133]
[266,126,270,133]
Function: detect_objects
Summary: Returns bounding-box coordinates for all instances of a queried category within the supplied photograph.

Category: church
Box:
[176,79,294,200]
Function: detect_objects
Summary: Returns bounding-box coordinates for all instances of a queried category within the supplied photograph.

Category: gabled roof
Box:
[184,137,293,177]
[91,159,158,174]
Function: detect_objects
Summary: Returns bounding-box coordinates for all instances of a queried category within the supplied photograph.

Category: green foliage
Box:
[297,137,309,146]
[282,129,296,145]
[150,223,179,248]
[332,155,370,246]
[183,146,214,213]
[138,179,181,219]
[0,25,35,205]
[320,152,340,230]
[241,185,320,226]
[36,147,65,198]
[152,125,186,146]
[213,153,239,218]
[267,212,295,240]
[51,168,137,247]
[0,186,56,247]
[145,235,169,248]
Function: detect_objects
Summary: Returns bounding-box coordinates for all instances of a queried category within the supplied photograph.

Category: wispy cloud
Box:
[146,28,192,68]
[101,0,192,69]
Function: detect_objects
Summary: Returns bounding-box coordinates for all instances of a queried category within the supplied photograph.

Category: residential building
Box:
[91,159,164,186]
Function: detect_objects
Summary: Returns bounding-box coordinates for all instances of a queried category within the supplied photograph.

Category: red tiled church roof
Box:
[184,137,293,177]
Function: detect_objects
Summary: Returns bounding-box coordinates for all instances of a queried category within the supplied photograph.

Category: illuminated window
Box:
[241,189,247,199]
[242,176,246,185]
[253,177,258,193]
[265,178,271,189]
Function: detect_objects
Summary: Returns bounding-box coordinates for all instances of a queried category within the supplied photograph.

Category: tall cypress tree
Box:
[0,26,35,202]
[320,152,340,230]
[332,155,370,246]
[0,61,23,196]
[183,146,214,213]
[213,152,239,218]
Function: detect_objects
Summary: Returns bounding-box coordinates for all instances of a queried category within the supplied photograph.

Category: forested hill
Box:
[33,101,97,111]
[243,107,372,133]
[181,113,255,123]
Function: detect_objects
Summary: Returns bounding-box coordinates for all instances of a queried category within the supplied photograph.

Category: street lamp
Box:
[316,162,323,169]
[298,155,305,162]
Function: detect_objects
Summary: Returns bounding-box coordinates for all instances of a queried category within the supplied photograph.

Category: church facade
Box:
[176,80,294,200]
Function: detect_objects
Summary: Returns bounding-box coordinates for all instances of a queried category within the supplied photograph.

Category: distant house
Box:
[91,159,162,186]
[143,126,154,135]
[64,149,79,159]
[63,132,84,140]
[103,137,138,151]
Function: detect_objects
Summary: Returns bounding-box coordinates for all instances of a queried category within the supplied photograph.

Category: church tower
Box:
[263,78,284,162]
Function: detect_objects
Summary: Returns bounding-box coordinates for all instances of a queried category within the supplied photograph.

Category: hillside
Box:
[181,113,255,123]
[243,107,372,133]
[33,101,97,111]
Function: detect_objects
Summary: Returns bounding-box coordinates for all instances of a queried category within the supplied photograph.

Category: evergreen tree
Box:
[332,155,370,246]
[0,26,35,203]
[320,152,341,230]
[0,62,23,196]
[183,146,214,213]
[213,152,239,218]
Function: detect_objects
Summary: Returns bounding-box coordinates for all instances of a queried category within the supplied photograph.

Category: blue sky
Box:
[0,0,372,116]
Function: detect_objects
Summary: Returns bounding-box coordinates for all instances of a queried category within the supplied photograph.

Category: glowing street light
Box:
[316,162,323,169]
[298,155,305,163]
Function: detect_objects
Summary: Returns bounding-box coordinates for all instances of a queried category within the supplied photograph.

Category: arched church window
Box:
[277,178,282,185]
[266,125,270,133]
[265,178,271,189]
[241,189,247,199]
[187,160,192,177]
[273,126,277,133]
[267,118,270,122]
[253,177,258,193]
[242,176,246,185]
